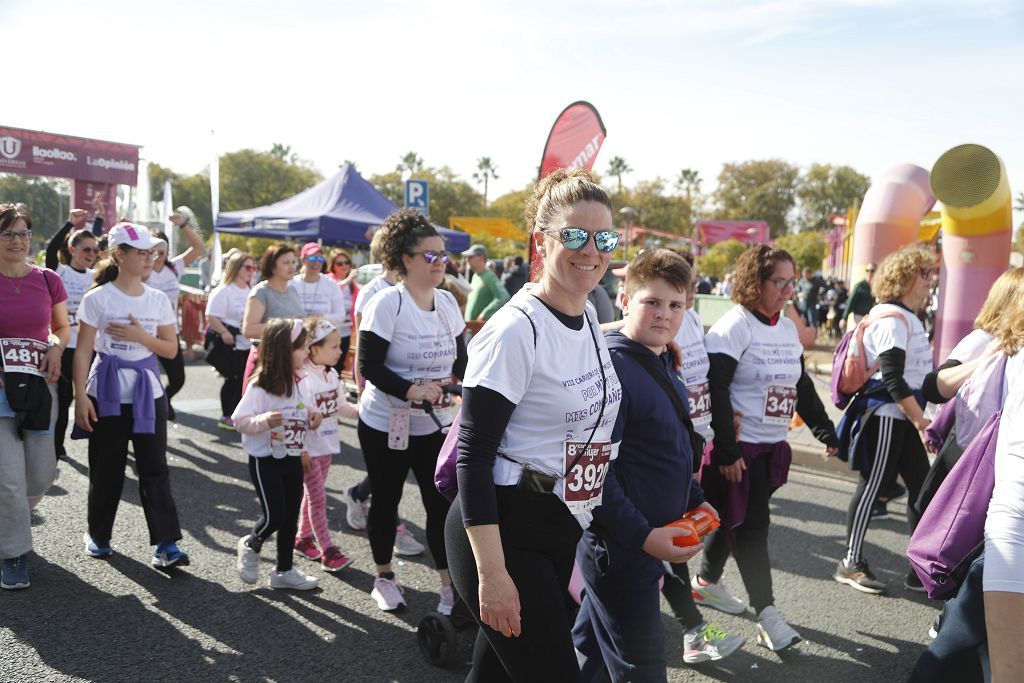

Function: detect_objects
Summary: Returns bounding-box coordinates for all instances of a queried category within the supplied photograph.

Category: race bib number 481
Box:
[763,385,797,425]
[1,338,47,377]
[562,441,611,513]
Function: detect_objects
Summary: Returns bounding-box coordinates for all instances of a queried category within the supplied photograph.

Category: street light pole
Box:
[619,206,637,261]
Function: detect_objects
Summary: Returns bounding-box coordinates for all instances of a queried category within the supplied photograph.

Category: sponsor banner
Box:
[71,180,117,230]
[0,126,139,186]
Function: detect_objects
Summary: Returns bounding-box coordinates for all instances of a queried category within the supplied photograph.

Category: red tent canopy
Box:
[695,220,771,253]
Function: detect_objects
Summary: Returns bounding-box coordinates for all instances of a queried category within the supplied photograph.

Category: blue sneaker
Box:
[1,554,30,590]
[152,541,190,569]
[84,533,113,558]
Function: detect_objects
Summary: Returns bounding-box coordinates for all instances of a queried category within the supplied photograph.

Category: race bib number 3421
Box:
[1,338,47,377]
[562,441,611,513]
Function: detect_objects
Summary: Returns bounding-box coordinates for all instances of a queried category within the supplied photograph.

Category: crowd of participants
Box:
[1,171,1023,682]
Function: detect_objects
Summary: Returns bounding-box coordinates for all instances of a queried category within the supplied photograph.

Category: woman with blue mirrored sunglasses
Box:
[539,227,621,253]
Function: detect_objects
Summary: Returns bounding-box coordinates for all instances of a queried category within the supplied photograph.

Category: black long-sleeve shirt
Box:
[45,217,103,270]
[357,330,467,400]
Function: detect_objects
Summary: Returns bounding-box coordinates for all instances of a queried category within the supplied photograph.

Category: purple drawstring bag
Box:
[434,408,462,502]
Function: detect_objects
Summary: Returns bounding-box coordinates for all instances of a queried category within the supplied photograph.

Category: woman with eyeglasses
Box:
[204,251,256,430]
[693,245,838,652]
[0,204,70,590]
[241,244,306,387]
[74,223,189,570]
[357,208,466,614]
[327,249,359,368]
[444,168,624,682]
[145,209,204,421]
[45,211,101,462]
[833,245,936,595]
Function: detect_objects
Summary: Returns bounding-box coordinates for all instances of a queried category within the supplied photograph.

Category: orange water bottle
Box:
[666,509,720,547]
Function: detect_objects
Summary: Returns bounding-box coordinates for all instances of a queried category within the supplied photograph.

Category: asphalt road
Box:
[1,362,940,682]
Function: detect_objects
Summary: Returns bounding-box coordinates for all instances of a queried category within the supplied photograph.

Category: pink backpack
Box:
[831,310,909,408]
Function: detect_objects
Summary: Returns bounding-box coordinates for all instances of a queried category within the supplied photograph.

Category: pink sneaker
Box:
[321,547,353,573]
[293,537,322,561]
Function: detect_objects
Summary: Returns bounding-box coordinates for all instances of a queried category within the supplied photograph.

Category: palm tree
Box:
[606,156,632,195]
[676,168,702,201]
[473,157,499,210]
[398,152,424,176]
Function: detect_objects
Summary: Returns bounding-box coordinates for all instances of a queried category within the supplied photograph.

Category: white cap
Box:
[108,223,157,250]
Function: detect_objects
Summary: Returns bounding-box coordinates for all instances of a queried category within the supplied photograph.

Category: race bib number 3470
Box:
[562,441,611,513]
[1,338,47,377]
[763,385,797,425]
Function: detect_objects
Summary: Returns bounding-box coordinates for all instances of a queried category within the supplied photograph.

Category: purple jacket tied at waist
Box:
[93,352,161,434]
[698,440,792,529]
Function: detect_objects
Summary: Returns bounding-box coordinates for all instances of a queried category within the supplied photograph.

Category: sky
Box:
[4,0,1023,219]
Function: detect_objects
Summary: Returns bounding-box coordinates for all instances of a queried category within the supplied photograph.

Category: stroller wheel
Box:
[417,613,458,667]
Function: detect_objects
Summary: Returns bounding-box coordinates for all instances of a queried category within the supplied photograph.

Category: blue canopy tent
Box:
[214,164,470,252]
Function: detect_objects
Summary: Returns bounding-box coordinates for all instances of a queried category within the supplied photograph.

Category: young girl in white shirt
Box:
[232,318,323,591]
[293,318,359,573]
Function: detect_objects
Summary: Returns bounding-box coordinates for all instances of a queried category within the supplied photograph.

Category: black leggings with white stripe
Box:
[246,455,304,572]
[844,415,929,564]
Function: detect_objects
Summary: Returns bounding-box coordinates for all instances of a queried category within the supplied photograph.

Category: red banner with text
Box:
[71,181,117,230]
[0,126,139,186]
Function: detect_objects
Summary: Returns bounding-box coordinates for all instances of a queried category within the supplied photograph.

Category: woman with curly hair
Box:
[692,244,838,651]
[357,208,466,613]
[834,245,937,595]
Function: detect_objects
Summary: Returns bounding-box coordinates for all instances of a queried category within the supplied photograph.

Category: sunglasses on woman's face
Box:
[540,227,620,253]
[307,255,326,264]
[409,250,450,265]
[333,260,350,267]
[78,246,98,254]
[241,264,254,271]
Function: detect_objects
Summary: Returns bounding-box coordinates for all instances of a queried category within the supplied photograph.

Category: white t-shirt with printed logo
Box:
[146,255,185,333]
[78,283,176,403]
[359,284,466,435]
[354,275,394,318]
[301,365,343,457]
[862,303,933,420]
[705,305,804,445]
[289,275,347,330]
[464,285,622,527]
[947,328,994,364]
[205,282,253,351]
[674,307,713,441]
[56,264,94,349]
[231,381,314,458]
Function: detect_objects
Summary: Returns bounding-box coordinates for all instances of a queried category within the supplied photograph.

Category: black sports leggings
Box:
[446,487,584,683]
[699,453,776,615]
[86,398,181,546]
[247,455,304,572]
[55,346,76,459]
[357,420,449,568]
[220,348,249,418]
[158,338,185,404]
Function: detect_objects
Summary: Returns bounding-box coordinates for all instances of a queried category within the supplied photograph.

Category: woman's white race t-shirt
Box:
[465,285,622,527]
[862,303,933,420]
[205,282,253,351]
[338,282,355,338]
[232,381,314,458]
[354,275,394,318]
[78,282,176,403]
[145,254,186,332]
[705,305,803,445]
[289,275,346,330]
[358,284,466,435]
[947,328,994,364]
[56,264,94,349]
[674,307,713,440]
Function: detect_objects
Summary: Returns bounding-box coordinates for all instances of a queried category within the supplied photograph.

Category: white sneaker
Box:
[756,605,801,651]
[437,585,455,616]
[237,536,259,585]
[371,576,406,611]
[683,622,746,664]
[344,486,369,531]
[690,575,748,615]
[394,524,425,556]
[269,567,319,591]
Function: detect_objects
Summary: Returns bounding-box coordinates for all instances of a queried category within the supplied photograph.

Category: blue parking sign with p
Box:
[404,179,429,215]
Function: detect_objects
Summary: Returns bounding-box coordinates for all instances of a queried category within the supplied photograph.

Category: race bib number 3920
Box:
[562,441,611,512]
[1,338,47,377]
[763,385,797,425]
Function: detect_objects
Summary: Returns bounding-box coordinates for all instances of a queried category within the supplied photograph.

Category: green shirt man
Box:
[463,244,510,321]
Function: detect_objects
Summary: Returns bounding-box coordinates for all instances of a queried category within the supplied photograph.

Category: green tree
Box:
[697,239,748,279]
[774,231,827,273]
[712,159,800,238]
[398,152,424,175]
[796,163,870,232]
[0,174,67,238]
[218,148,322,212]
[606,156,632,195]
[473,157,499,210]
[615,178,693,237]
[367,165,483,228]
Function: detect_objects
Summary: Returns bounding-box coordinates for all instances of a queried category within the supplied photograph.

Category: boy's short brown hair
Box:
[624,248,692,298]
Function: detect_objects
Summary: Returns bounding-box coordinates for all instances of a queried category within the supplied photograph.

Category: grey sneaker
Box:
[834,559,887,595]
[683,622,746,663]
[756,605,801,651]
[690,575,748,614]
[237,536,259,585]
[344,486,368,531]
[394,524,425,557]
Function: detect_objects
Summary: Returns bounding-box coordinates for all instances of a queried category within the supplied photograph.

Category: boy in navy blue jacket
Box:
[573,249,744,682]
